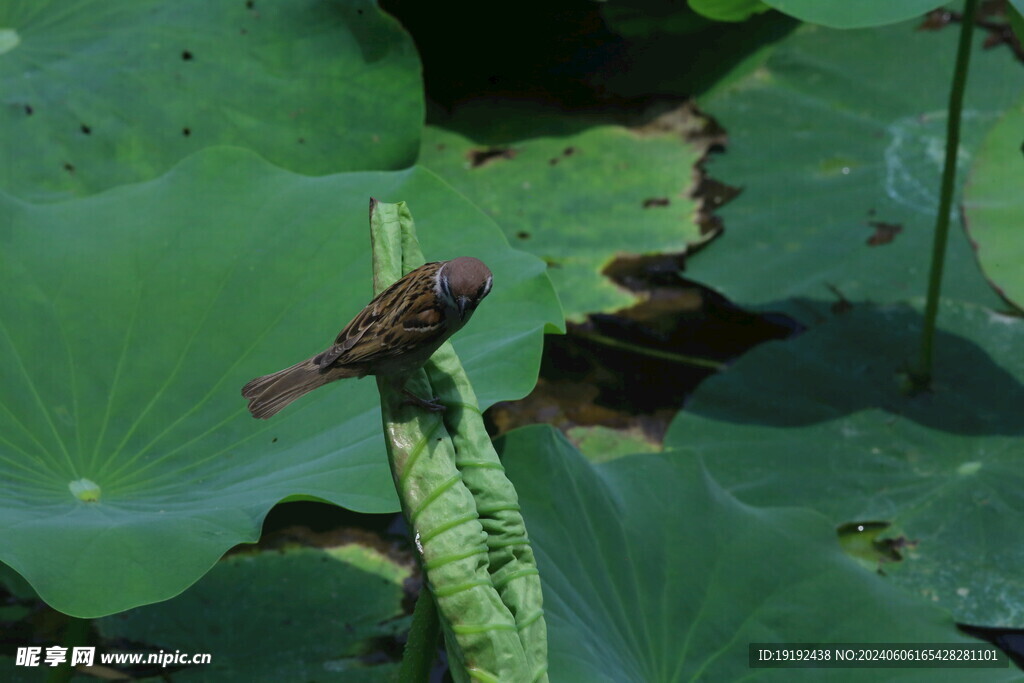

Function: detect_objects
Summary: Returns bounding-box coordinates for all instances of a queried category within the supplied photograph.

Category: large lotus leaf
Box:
[963,98,1024,311]
[601,0,713,36]
[691,18,1023,316]
[0,146,562,618]
[93,544,411,681]
[690,0,774,22]
[500,425,1016,681]
[601,0,769,35]
[420,103,704,319]
[666,301,1024,625]
[594,9,800,102]
[761,0,945,28]
[0,0,422,201]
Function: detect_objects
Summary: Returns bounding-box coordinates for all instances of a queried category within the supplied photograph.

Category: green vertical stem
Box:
[397,585,440,683]
[913,0,979,390]
[46,616,89,683]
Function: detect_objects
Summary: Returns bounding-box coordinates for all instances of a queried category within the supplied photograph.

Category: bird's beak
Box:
[457,296,470,320]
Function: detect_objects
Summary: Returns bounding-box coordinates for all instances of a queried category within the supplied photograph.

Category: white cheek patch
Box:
[434,263,454,305]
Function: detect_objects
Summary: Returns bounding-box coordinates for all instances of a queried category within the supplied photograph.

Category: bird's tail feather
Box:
[243,357,349,419]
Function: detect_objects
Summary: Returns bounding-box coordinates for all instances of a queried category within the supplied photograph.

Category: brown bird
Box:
[242,257,493,419]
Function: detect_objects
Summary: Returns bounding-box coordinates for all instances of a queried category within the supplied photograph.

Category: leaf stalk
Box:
[912,0,979,390]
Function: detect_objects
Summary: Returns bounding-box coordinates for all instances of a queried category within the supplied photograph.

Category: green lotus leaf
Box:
[761,0,945,28]
[667,300,1024,625]
[963,98,1024,311]
[601,0,713,36]
[421,103,705,319]
[501,425,1014,681]
[0,0,422,201]
[0,146,561,618]
[690,0,772,23]
[94,544,411,681]
[592,10,799,102]
[692,17,1024,316]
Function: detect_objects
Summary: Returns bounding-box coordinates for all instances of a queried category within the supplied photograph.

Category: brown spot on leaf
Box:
[691,175,739,238]
[63,162,75,173]
[683,104,737,245]
[643,197,670,208]
[245,0,254,7]
[633,102,712,140]
[867,220,902,246]
[516,231,530,240]
[80,124,91,135]
[181,50,194,61]
[603,253,688,290]
[919,9,954,30]
[979,18,1024,60]
[880,535,915,562]
[920,5,1024,60]
[550,147,577,165]
[489,379,671,442]
[468,147,516,168]
[182,127,191,137]
[24,104,33,116]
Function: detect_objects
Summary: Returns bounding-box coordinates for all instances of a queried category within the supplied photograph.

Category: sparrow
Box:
[242,257,493,419]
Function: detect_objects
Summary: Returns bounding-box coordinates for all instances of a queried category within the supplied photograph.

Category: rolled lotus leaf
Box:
[369,199,547,682]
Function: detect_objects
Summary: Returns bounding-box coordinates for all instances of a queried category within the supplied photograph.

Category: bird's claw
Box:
[401,388,447,412]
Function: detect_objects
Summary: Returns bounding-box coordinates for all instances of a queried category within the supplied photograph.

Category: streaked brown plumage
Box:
[242,257,493,419]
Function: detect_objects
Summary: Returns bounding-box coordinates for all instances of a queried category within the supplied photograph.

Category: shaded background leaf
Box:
[689,16,1023,316]
[963,97,1024,311]
[689,0,770,23]
[667,301,1024,625]
[761,0,946,28]
[502,425,1017,682]
[97,543,411,681]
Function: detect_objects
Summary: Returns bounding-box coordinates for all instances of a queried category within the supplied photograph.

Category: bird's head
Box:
[441,257,493,321]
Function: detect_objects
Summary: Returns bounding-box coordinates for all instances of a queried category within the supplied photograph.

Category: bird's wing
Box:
[316,262,446,368]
